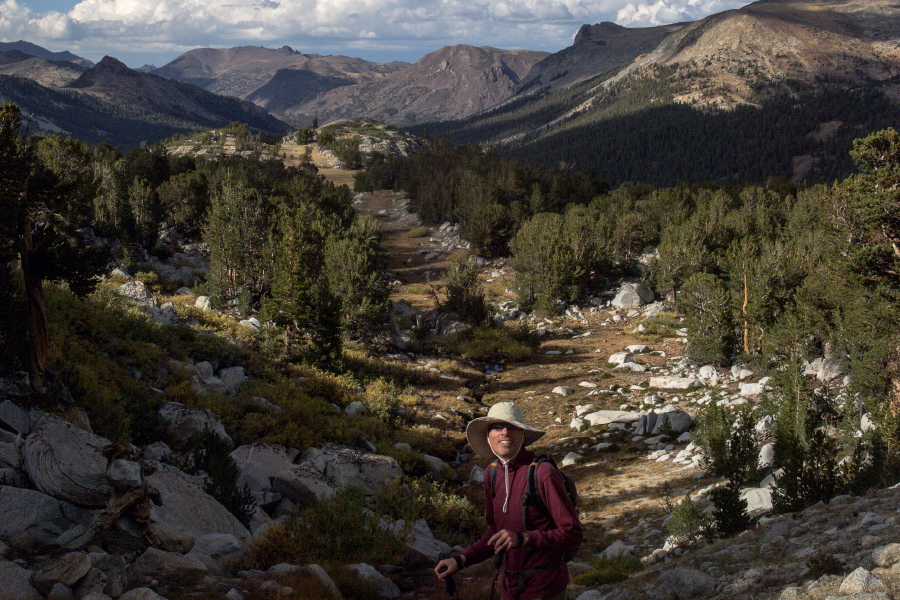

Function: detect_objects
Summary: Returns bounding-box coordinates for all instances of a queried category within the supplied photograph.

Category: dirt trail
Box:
[302,153,712,599]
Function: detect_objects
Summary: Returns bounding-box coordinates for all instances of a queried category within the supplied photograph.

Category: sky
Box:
[1,0,755,68]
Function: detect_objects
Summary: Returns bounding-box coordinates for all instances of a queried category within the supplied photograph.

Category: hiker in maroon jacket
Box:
[435,402,583,600]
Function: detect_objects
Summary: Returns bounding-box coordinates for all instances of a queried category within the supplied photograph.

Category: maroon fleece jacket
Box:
[462,449,583,600]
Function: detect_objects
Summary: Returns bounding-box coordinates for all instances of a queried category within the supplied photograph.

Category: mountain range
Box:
[2,0,900,181]
[153,44,549,127]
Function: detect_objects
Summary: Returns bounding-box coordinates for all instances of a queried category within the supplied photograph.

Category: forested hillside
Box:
[423,0,900,187]
[422,71,900,187]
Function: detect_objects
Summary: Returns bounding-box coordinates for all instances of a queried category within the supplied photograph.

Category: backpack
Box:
[488,455,580,561]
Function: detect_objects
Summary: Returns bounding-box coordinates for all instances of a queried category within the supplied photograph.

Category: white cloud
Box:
[616,0,748,26]
[8,0,754,65]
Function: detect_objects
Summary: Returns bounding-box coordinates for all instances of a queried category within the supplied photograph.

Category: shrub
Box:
[243,488,408,569]
[432,254,490,326]
[679,272,737,366]
[665,494,713,545]
[574,555,644,586]
[407,226,430,238]
[709,482,751,537]
[373,477,484,548]
[806,554,844,578]
[693,401,761,485]
[440,324,538,362]
[360,378,419,424]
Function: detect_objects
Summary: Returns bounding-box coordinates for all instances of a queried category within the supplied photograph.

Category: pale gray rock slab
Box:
[127,547,208,587]
[106,459,142,491]
[231,443,300,494]
[115,281,151,303]
[561,452,582,467]
[314,444,403,495]
[399,519,452,564]
[0,441,20,469]
[47,582,74,600]
[552,386,574,396]
[651,407,693,434]
[648,376,700,390]
[741,488,772,513]
[75,553,127,599]
[0,400,30,435]
[296,564,342,600]
[468,465,484,484]
[759,443,776,469]
[185,533,244,574]
[120,588,170,600]
[218,366,247,395]
[33,551,92,594]
[422,454,449,474]
[777,587,805,600]
[839,568,887,595]
[22,414,113,508]
[0,558,42,600]
[584,410,642,426]
[144,462,250,553]
[570,417,586,430]
[0,485,94,546]
[607,352,634,366]
[873,543,900,568]
[270,463,336,506]
[347,563,400,598]
[344,401,368,416]
[611,283,654,308]
[654,566,716,597]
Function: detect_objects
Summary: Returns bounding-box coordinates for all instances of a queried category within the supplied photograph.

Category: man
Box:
[435,402,582,600]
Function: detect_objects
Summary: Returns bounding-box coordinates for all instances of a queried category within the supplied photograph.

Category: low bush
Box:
[242,488,408,569]
[407,226,430,238]
[574,555,644,586]
[360,378,419,424]
[665,494,713,545]
[439,324,539,362]
[373,477,484,548]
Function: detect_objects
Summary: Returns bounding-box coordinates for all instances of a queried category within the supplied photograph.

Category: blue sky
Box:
[1,0,755,68]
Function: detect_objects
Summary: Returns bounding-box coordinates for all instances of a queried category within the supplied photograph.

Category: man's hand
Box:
[434,556,463,580]
[488,529,525,554]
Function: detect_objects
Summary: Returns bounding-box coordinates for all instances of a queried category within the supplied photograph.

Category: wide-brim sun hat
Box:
[466,401,545,458]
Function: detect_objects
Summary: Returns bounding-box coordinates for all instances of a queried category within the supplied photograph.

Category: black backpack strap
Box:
[488,461,500,498]
[522,456,554,531]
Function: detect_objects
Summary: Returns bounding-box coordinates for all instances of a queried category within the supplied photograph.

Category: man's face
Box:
[488,422,524,460]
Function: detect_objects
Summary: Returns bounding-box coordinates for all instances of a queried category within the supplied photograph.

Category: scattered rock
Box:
[346,564,400,598]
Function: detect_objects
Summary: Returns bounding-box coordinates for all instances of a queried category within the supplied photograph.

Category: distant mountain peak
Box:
[0,41,92,67]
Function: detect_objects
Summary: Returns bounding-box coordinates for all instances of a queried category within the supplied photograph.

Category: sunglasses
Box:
[488,422,520,432]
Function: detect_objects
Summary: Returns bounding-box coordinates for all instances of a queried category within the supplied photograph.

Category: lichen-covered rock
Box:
[303,444,403,496]
[22,414,112,508]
